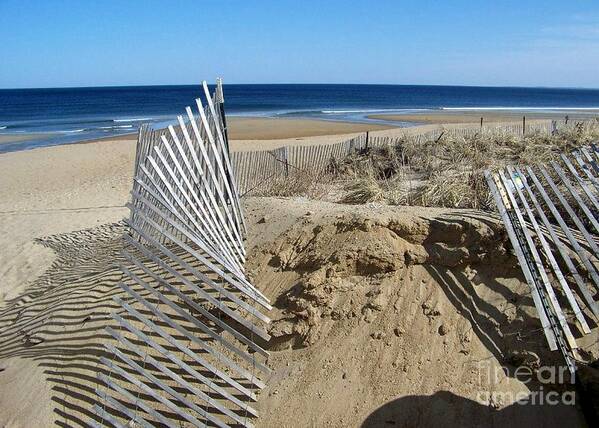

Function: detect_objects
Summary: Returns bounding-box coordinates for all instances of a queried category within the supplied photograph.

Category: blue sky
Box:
[1,0,598,88]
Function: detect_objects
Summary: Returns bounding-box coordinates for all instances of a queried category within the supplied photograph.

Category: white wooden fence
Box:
[231,119,570,195]
[485,144,599,376]
[93,79,271,428]
[231,134,367,195]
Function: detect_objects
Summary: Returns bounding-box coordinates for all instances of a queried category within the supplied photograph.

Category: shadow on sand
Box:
[362,390,582,428]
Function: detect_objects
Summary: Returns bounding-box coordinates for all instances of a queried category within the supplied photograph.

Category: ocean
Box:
[1,84,599,153]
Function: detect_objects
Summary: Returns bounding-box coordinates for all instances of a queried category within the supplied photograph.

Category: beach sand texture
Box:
[0,119,592,426]
[369,110,598,124]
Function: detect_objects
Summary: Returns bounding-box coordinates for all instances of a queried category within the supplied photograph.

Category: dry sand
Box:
[369,110,599,125]
[0,122,593,427]
[227,117,392,140]
[0,133,56,144]
[246,199,589,427]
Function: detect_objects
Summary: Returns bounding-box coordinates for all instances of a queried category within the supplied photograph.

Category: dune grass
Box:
[257,119,599,209]
[336,120,599,209]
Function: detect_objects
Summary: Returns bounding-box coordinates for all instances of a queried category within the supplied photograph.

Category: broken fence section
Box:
[93,79,272,427]
[485,143,599,375]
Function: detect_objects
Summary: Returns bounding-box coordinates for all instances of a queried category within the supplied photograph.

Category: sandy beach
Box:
[0,115,396,305]
[0,114,558,303]
[4,0,599,425]
[0,116,594,427]
[227,117,392,139]
[368,110,599,124]
[0,133,56,144]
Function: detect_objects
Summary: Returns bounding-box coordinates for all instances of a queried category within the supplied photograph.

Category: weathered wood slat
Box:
[122,232,271,354]
[127,193,269,306]
[95,389,154,428]
[158,136,241,265]
[538,166,599,256]
[177,116,245,254]
[497,170,577,349]
[120,249,270,368]
[560,154,599,213]
[110,308,258,425]
[515,167,599,319]
[100,356,204,427]
[112,297,257,406]
[119,252,270,374]
[96,79,268,427]
[117,275,265,392]
[506,167,591,333]
[97,372,174,426]
[92,404,126,428]
[184,107,246,251]
[125,214,271,323]
[550,161,599,234]
[106,326,255,426]
[526,167,599,290]
[146,152,242,272]
[484,171,557,350]
[103,345,213,428]
[152,145,243,270]
[122,227,270,339]
[198,86,246,234]
[573,152,599,195]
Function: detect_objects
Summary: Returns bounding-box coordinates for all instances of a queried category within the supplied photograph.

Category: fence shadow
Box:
[0,222,127,427]
[0,220,265,427]
[424,211,591,364]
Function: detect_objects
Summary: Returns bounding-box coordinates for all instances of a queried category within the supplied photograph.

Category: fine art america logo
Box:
[475,359,576,406]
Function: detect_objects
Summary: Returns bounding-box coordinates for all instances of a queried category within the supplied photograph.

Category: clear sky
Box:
[1,0,598,89]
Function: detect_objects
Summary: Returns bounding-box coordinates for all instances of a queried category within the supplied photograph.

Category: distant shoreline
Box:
[368,109,599,124]
[0,132,58,145]
[0,116,394,154]
[82,117,394,143]
[2,107,598,153]
[3,83,599,151]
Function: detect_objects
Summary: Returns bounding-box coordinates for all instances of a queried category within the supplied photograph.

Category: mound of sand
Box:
[0,196,593,427]
[243,198,590,427]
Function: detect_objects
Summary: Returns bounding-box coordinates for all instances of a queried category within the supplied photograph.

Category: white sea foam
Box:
[0,126,6,130]
[113,117,152,122]
[321,108,431,114]
[99,125,134,129]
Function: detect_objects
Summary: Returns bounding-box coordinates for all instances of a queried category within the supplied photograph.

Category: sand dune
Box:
[0,195,588,427]
[0,124,593,426]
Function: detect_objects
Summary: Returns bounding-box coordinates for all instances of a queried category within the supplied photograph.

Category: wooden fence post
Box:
[283,146,289,177]
[365,131,369,151]
[523,116,526,135]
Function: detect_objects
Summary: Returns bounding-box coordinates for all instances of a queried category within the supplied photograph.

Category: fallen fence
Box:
[485,143,599,376]
[92,79,271,427]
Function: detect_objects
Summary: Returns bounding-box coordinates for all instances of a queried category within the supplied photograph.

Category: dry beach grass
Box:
[260,119,599,210]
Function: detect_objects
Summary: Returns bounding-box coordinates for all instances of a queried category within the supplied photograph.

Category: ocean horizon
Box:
[1,83,599,153]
